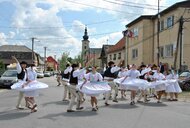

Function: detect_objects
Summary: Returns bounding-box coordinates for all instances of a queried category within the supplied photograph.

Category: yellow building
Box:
[153,1,190,70]
[125,16,154,66]
[125,1,190,70]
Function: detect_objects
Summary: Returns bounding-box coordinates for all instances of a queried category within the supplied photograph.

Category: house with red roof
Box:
[107,37,125,66]
[46,56,58,71]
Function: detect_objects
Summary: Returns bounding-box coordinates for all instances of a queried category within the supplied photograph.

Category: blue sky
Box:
[0,0,184,59]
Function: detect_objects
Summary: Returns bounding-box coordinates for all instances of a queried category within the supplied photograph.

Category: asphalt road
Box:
[0,76,190,128]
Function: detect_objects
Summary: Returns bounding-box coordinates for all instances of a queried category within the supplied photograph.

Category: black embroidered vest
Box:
[69,70,78,85]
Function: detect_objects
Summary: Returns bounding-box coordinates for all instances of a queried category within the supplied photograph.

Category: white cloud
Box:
[0,32,8,45]
[8,31,15,38]
[89,31,123,48]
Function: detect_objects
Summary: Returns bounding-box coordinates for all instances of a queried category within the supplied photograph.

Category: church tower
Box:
[81,26,90,66]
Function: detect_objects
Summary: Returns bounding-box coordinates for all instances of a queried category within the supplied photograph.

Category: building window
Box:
[160,20,164,31]
[165,44,173,57]
[132,27,138,37]
[167,16,174,28]
[84,46,87,49]
[109,55,112,60]
[159,46,164,58]
[118,52,121,59]
[132,49,138,59]
[113,54,116,60]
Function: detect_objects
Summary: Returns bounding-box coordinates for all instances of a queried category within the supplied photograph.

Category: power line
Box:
[115,0,167,8]
[0,30,122,41]
[0,17,127,29]
[64,0,142,15]
[103,0,159,10]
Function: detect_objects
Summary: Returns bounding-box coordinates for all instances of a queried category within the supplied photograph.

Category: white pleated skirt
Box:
[114,77,150,91]
[77,81,111,96]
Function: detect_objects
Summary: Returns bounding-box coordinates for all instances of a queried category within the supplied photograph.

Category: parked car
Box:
[44,72,51,77]
[0,70,18,88]
[37,71,44,78]
[178,71,190,91]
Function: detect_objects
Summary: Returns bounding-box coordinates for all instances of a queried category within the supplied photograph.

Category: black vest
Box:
[104,67,115,78]
[69,70,78,85]
[17,69,26,80]
[139,69,145,79]
[63,72,70,79]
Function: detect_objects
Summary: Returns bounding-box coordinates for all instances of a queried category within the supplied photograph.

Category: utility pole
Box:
[31,37,37,63]
[157,0,160,65]
[174,16,184,70]
[179,16,184,71]
[44,46,47,73]
[32,37,35,63]
[126,36,129,66]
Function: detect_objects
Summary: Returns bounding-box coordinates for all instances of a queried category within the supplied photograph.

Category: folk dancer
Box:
[23,64,38,113]
[144,70,157,99]
[11,56,27,109]
[56,70,62,86]
[61,64,72,101]
[103,61,120,106]
[137,66,151,103]
[67,64,85,112]
[117,66,128,99]
[80,66,110,111]
[122,64,142,105]
[165,69,182,101]
[152,67,166,103]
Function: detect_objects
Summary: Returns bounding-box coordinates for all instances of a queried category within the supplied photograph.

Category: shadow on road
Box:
[62,110,98,117]
[39,111,97,120]
[108,103,139,109]
[138,102,168,107]
[0,109,29,120]
[42,100,69,107]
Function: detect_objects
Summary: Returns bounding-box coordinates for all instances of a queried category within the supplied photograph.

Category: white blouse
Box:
[128,69,141,78]
[166,73,179,79]
[153,73,165,80]
[118,70,129,78]
[85,72,103,82]
[27,67,37,81]
[64,66,72,74]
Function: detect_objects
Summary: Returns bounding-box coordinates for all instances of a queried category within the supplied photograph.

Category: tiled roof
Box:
[47,56,58,64]
[107,37,125,53]
[89,48,102,54]
[0,45,32,52]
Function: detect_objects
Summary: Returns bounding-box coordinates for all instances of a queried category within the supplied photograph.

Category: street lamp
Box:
[44,46,47,73]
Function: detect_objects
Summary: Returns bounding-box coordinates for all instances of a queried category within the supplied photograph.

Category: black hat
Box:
[140,64,146,68]
[31,63,35,67]
[71,63,78,68]
[66,64,70,67]
[108,61,114,66]
[20,61,27,65]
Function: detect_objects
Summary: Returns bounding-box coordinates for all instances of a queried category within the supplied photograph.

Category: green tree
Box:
[73,53,83,66]
[67,57,73,64]
[58,52,70,71]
